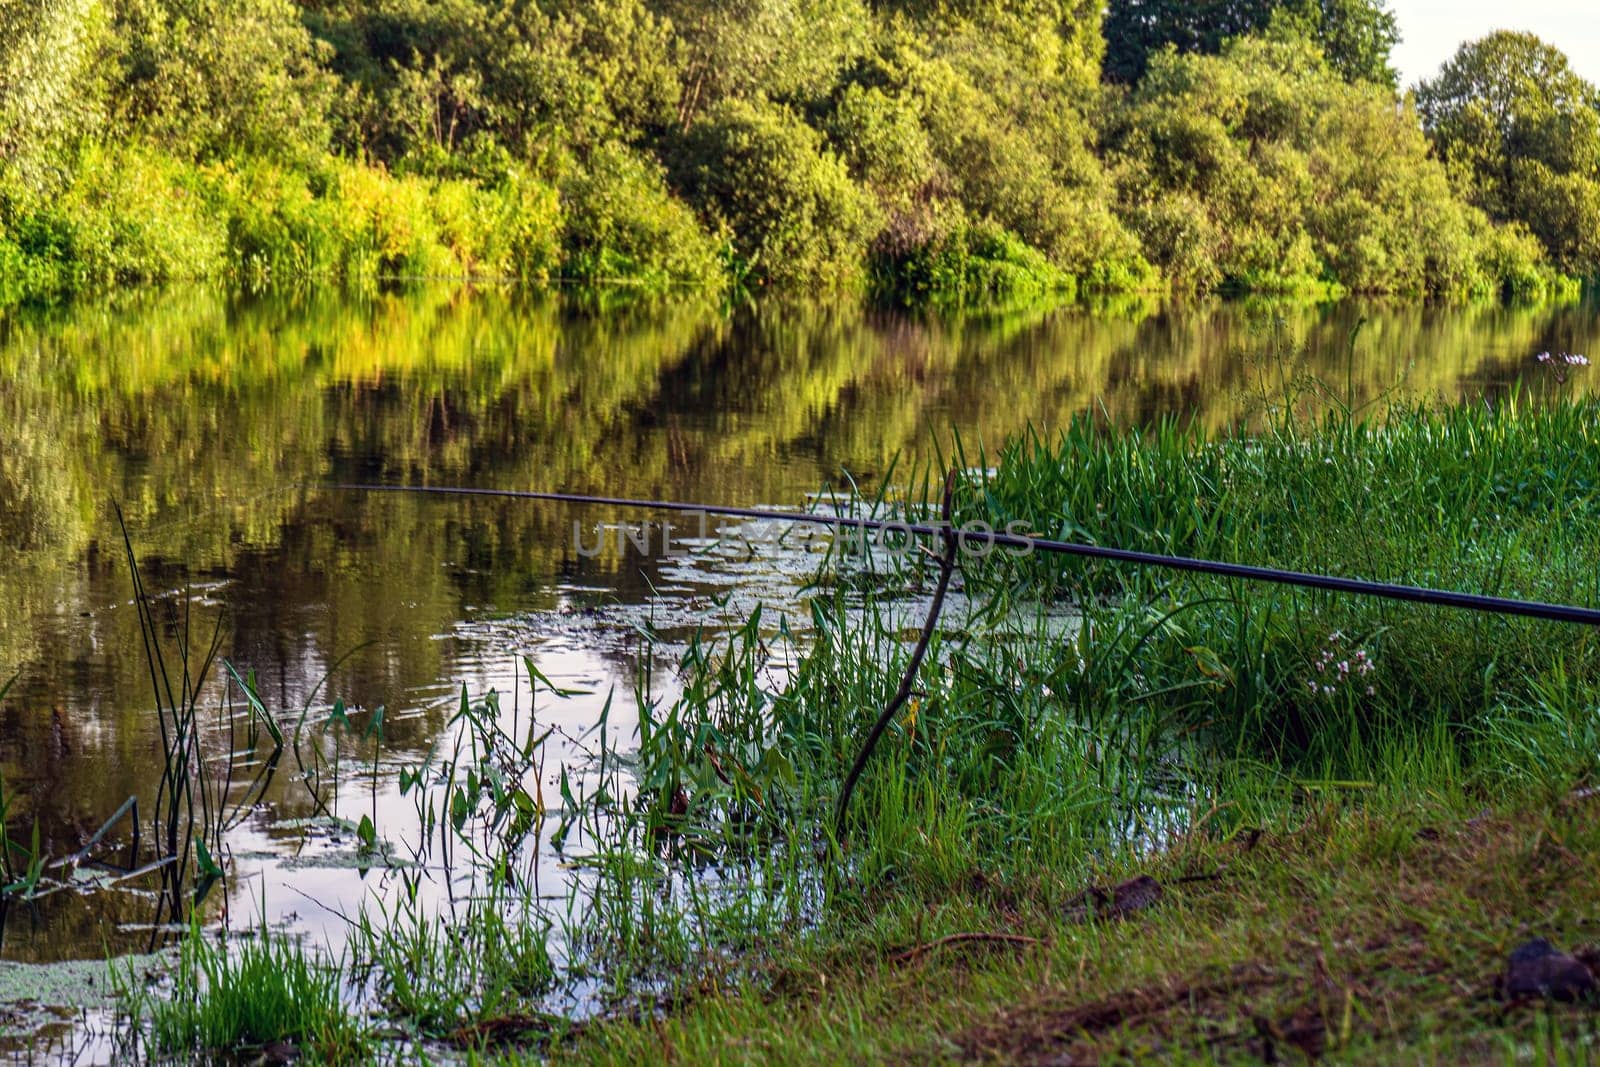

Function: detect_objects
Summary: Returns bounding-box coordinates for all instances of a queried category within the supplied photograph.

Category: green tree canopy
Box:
[0,0,100,186]
[1103,0,1398,86]
[1107,34,1548,297]
[301,0,681,168]
[654,0,871,128]
[1416,31,1600,276]
[107,0,337,159]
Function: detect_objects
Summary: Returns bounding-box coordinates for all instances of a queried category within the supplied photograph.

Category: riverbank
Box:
[555,789,1600,1064]
[545,397,1600,1061]
[0,135,1577,312]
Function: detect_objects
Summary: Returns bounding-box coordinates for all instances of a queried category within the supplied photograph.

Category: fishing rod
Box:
[325,482,1600,627]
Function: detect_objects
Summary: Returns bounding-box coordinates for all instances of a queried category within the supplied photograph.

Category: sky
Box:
[1389,1,1600,87]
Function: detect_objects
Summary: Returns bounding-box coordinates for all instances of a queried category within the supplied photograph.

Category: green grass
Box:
[117,916,368,1063]
[548,791,1600,1064]
[531,396,1600,1061]
[969,395,1600,760]
[352,876,557,1043]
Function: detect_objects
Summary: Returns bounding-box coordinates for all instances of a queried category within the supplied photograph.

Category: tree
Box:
[883,0,1107,96]
[0,0,99,187]
[673,97,878,289]
[654,0,871,128]
[1417,32,1600,276]
[107,0,337,160]
[1107,34,1551,297]
[1102,0,1398,86]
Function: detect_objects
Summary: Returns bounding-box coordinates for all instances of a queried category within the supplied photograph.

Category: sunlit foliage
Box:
[1107,34,1558,297]
[0,0,1587,299]
[0,0,100,187]
[1418,31,1600,278]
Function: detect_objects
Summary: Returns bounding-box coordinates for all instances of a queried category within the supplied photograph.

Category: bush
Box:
[658,0,872,124]
[0,0,1581,307]
[825,82,933,210]
[873,218,1075,309]
[910,41,1150,286]
[0,148,566,299]
[821,23,1152,296]
[559,142,724,290]
[0,143,228,295]
[674,98,878,291]
[446,172,564,281]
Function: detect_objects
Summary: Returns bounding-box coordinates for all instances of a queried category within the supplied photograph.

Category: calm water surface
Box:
[0,286,1596,1044]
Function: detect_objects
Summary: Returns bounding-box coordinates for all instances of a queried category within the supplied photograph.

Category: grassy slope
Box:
[554,790,1600,1064]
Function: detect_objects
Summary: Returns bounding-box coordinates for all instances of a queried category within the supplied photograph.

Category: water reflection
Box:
[0,286,1595,980]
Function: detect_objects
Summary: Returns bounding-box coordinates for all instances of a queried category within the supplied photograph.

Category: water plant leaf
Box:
[223,660,282,748]
[193,839,224,906]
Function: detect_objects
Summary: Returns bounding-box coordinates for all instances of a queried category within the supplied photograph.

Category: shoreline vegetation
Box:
[4,2,1600,309]
[73,390,1600,1061]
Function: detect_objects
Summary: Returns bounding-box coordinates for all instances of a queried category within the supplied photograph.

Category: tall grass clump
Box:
[972,395,1600,771]
[353,881,556,1040]
[118,917,366,1062]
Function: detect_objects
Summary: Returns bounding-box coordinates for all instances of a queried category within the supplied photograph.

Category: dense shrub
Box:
[674,98,878,291]
[0,144,228,296]
[0,146,565,294]
[913,49,1144,282]
[559,142,723,291]
[213,160,561,281]
[872,219,1075,309]
[824,9,1152,296]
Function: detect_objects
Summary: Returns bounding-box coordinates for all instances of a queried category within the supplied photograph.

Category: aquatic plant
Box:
[352,877,557,1041]
[116,913,368,1062]
[0,673,45,904]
